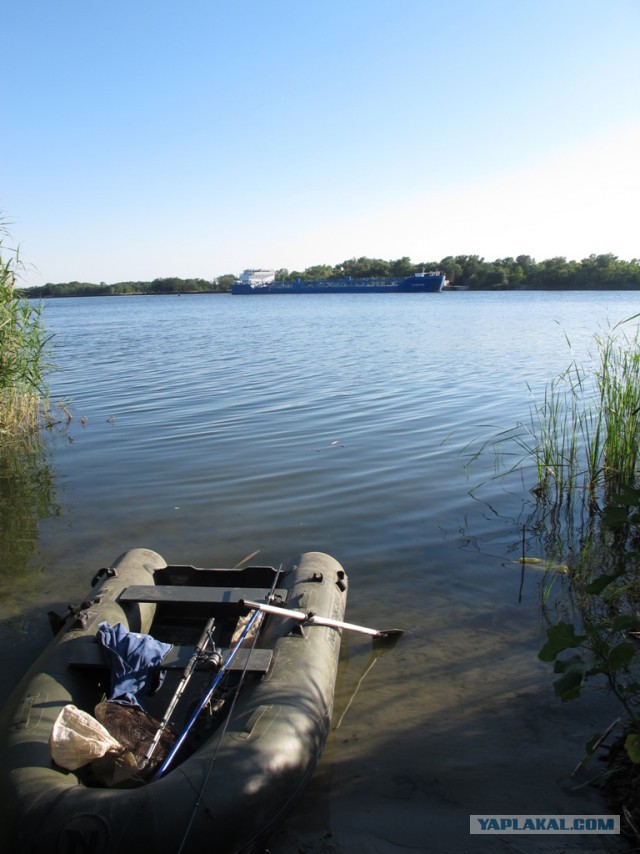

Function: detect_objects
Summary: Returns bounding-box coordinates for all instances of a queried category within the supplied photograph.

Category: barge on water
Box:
[232,269,446,294]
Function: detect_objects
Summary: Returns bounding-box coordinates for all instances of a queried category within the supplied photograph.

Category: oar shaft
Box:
[241,599,380,637]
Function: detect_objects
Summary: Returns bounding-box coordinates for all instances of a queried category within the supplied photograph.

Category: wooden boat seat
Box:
[119,585,287,605]
[67,637,273,673]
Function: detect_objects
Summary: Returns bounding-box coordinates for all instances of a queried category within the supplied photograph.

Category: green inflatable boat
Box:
[0,549,349,854]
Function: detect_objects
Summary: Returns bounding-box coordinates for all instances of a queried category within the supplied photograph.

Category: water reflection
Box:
[0,437,60,612]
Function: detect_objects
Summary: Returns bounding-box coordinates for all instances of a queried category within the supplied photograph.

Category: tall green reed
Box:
[529,319,640,516]
[0,228,53,440]
[466,315,640,594]
[469,318,640,774]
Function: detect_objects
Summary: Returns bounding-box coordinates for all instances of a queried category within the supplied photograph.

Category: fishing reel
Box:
[203,648,223,671]
[194,617,223,671]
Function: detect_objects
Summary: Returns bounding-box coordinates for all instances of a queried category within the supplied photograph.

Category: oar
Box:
[240,599,403,642]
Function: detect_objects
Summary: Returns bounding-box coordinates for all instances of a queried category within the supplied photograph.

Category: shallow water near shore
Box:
[2,290,639,852]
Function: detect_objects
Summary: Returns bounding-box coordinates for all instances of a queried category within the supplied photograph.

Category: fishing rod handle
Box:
[195,617,216,653]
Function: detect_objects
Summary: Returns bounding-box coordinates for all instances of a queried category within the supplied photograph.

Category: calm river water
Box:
[2,290,640,853]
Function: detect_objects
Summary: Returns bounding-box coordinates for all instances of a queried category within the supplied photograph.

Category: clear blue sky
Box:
[3,0,639,286]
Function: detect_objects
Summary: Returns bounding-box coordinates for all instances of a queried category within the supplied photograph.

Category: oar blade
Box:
[373,628,404,646]
[375,628,404,639]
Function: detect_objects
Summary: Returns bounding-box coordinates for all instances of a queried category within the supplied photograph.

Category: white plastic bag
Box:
[50,704,123,771]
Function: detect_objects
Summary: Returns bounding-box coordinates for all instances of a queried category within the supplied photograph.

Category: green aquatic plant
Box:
[0,226,53,440]
[537,484,640,770]
[526,325,640,767]
[469,317,640,567]
[469,317,640,773]
[534,325,640,507]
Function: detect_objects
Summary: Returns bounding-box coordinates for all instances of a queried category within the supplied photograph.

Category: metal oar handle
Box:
[240,599,403,641]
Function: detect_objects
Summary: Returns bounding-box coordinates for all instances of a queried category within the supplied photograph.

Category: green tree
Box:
[439,256,463,284]
[339,257,391,278]
[453,255,485,288]
[389,256,415,276]
[300,265,334,280]
[526,257,570,289]
[215,274,236,291]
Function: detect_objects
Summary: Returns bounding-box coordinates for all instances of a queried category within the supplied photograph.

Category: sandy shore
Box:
[268,618,628,854]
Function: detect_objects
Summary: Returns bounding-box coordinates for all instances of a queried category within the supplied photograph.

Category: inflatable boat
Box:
[0,549,349,854]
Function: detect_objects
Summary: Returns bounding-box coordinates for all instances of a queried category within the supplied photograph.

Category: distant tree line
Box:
[22,275,236,298]
[277,254,640,290]
[19,254,640,297]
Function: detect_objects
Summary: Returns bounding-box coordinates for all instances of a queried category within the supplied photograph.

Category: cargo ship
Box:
[232,269,446,294]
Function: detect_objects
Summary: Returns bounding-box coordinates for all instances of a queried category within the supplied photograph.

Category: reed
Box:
[0,227,53,442]
[522,321,640,740]
[528,319,640,514]
[467,317,640,593]
[467,318,640,788]
[0,387,49,442]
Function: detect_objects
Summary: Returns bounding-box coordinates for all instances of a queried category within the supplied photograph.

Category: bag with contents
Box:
[50,704,123,771]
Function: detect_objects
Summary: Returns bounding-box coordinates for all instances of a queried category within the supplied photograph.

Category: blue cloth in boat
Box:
[97,622,173,708]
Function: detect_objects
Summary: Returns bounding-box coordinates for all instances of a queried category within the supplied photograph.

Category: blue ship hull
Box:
[232,273,445,294]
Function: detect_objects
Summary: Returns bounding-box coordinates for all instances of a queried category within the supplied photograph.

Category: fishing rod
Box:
[155,565,284,780]
[153,608,261,780]
[173,565,284,854]
[144,551,265,773]
[141,616,220,771]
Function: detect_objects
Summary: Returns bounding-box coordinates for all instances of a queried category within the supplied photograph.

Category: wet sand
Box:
[268,601,627,853]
